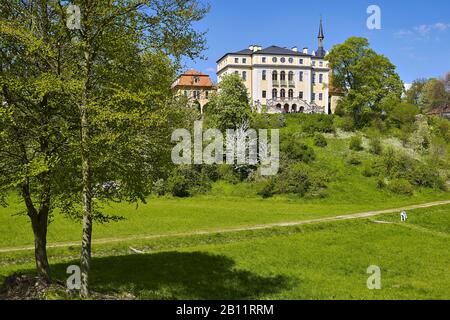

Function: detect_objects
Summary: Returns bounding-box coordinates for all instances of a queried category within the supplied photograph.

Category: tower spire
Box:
[316,16,325,57]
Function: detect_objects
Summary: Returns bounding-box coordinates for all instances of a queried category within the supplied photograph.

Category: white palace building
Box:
[216,19,338,114]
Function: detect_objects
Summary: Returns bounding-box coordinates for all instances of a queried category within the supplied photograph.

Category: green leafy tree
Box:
[419,78,449,112]
[0,0,208,297]
[205,74,252,131]
[405,79,427,105]
[326,37,404,127]
[389,102,420,128]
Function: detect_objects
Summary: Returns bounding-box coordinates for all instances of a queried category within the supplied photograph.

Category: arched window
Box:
[262,70,266,80]
[292,104,298,113]
[272,88,278,98]
[280,89,286,98]
[272,70,278,81]
[280,71,286,81]
[288,89,294,98]
[288,71,294,81]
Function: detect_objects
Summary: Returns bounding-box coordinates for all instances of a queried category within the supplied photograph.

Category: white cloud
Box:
[205,67,216,72]
[395,22,450,39]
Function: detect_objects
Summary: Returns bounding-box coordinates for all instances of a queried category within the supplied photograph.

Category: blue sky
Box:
[185,0,450,84]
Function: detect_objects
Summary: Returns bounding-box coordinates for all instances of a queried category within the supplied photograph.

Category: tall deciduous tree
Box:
[326,37,404,127]
[205,74,251,131]
[419,78,449,112]
[1,0,208,297]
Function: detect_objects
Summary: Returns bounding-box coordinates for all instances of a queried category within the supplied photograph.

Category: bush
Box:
[362,164,376,177]
[346,153,362,166]
[376,178,386,189]
[369,135,383,155]
[167,171,190,197]
[313,134,328,147]
[217,164,239,184]
[281,136,316,163]
[152,179,166,196]
[388,179,414,196]
[411,163,447,190]
[299,114,335,135]
[167,165,212,197]
[257,178,276,198]
[349,135,363,151]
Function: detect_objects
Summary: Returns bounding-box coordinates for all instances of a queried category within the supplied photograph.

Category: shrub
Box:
[346,153,362,166]
[369,135,383,155]
[313,134,328,147]
[299,114,335,135]
[349,135,363,151]
[217,164,239,184]
[376,178,386,189]
[167,165,212,197]
[362,164,376,177]
[388,179,414,196]
[281,136,316,163]
[257,178,276,198]
[411,163,447,190]
[152,179,166,196]
[167,171,190,197]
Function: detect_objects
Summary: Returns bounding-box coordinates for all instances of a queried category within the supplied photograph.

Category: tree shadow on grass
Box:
[53,251,294,299]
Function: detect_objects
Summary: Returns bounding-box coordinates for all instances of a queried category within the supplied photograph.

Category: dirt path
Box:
[1,200,449,253]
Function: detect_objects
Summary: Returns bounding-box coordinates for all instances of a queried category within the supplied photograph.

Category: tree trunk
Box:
[31,212,51,283]
[80,101,93,298]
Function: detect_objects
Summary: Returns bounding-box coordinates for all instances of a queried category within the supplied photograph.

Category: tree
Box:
[205,74,252,131]
[0,0,208,297]
[326,37,404,127]
[388,102,420,128]
[419,78,449,112]
[0,0,80,282]
[405,79,427,106]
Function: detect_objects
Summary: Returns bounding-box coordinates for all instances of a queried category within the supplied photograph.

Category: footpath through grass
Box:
[0,204,449,299]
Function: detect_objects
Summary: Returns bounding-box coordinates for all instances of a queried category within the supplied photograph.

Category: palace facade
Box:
[216,19,335,114]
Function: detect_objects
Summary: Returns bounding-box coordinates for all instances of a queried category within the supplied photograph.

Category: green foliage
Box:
[349,136,363,151]
[327,37,403,127]
[313,134,328,147]
[297,114,335,135]
[256,178,276,199]
[281,136,316,163]
[205,74,252,131]
[388,179,414,196]
[368,135,383,155]
[251,113,286,129]
[152,179,166,197]
[419,78,450,112]
[405,79,428,106]
[388,103,420,128]
[167,166,212,197]
[346,153,362,166]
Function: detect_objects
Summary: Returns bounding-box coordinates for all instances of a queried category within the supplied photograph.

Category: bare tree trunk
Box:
[31,212,51,283]
[80,104,93,298]
[22,183,51,283]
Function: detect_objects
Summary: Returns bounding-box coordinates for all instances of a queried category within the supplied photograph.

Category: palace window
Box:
[299,91,304,99]
[262,90,267,98]
[319,61,323,67]
[193,91,200,99]
[262,57,266,63]
[319,93,323,101]
[288,89,294,98]
[288,71,294,81]
[234,71,239,75]
[235,58,239,63]
[312,93,316,101]
[272,70,278,81]
[312,61,316,66]
[289,57,294,63]
[281,57,286,63]
[242,58,247,63]
[272,57,278,63]
[312,73,316,84]
[299,71,304,81]
[272,88,278,98]
[262,70,266,80]
[299,59,304,64]
[242,71,247,81]
[280,89,286,98]
[319,74,323,83]
[280,71,286,81]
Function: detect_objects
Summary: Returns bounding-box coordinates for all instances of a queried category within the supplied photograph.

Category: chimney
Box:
[292,46,298,52]
[254,45,262,52]
[249,45,254,51]
[303,47,308,54]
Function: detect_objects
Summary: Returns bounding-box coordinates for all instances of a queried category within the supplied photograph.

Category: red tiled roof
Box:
[172,69,214,88]
[427,105,450,115]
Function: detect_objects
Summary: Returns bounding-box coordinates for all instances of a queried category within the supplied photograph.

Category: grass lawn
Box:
[0,204,449,299]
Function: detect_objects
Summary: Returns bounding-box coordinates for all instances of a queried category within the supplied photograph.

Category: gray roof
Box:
[217,45,311,63]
